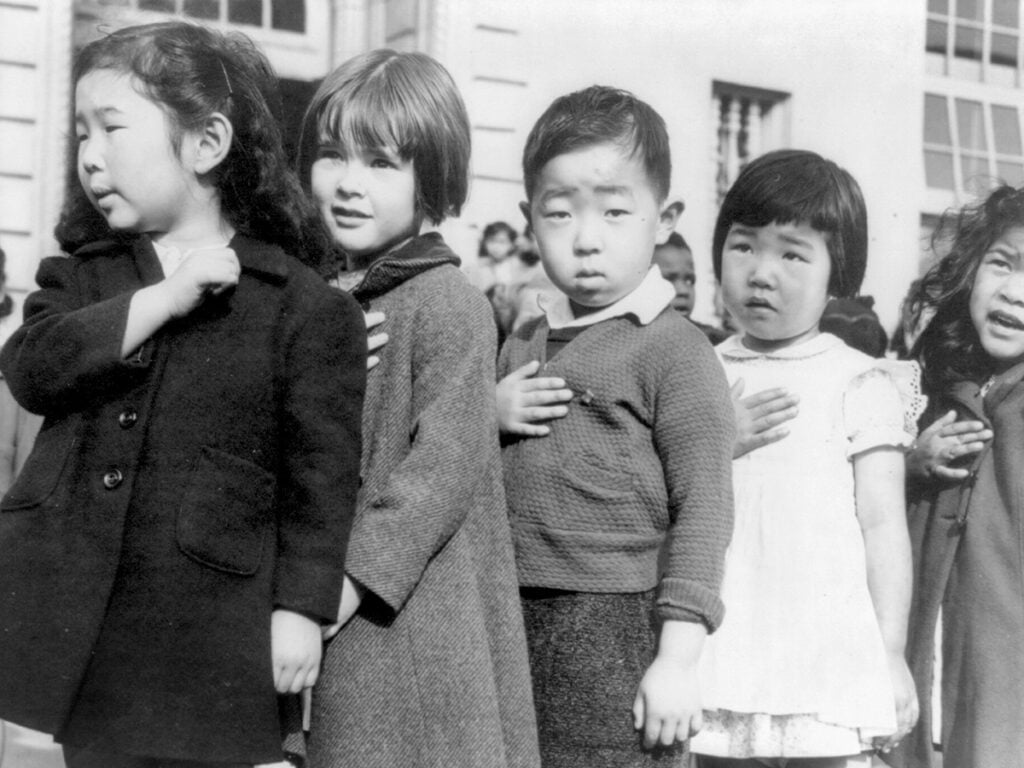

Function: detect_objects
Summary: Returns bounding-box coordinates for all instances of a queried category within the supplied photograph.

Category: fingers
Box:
[507,360,543,381]
[521,387,573,408]
[729,378,745,401]
[744,427,791,453]
[363,310,385,332]
[367,331,388,355]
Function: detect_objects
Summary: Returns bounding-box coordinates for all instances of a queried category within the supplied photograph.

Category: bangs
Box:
[315,75,418,158]
[730,175,844,237]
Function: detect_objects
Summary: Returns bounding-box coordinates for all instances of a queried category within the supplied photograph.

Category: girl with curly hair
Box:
[898,184,1024,767]
[0,21,366,767]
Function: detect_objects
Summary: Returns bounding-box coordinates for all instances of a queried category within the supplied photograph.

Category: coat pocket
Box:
[1,417,75,512]
[176,446,275,576]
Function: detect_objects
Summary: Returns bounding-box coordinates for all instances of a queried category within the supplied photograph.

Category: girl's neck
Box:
[151,220,236,255]
[740,325,821,353]
[345,235,416,272]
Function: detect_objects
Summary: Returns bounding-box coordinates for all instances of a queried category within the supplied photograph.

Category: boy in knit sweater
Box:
[496,85,735,767]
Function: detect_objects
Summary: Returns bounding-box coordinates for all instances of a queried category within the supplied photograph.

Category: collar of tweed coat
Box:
[349,233,460,302]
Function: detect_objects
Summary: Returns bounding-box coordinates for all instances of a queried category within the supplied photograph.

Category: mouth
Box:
[331,206,370,221]
[988,309,1024,332]
[91,188,114,202]
[744,297,775,311]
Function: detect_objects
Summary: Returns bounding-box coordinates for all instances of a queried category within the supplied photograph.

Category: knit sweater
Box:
[498,309,734,630]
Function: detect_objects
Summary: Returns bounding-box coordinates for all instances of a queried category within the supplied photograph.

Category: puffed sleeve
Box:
[844,365,917,458]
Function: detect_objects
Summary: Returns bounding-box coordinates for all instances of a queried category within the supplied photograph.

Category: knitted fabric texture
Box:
[499,309,734,630]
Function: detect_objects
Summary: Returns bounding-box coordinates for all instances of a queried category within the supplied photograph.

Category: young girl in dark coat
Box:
[895,184,1024,768]
[0,21,365,767]
[297,50,539,768]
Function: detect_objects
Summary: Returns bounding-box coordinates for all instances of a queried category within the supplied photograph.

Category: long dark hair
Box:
[56,21,332,269]
[910,185,1024,393]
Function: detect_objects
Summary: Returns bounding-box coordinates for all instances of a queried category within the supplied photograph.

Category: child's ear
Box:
[192,112,233,176]
[655,200,684,245]
[518,200,533,230]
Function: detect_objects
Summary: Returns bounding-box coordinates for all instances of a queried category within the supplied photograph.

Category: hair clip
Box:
[218,58,234,98]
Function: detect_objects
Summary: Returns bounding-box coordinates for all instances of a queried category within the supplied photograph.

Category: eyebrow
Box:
[777,232,816,249]
[988,244,1021,259]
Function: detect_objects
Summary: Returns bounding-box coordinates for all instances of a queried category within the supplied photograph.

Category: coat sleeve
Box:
[0,256,145,416]
[345,283,501,615]
[273,284,367,622]
[654,331,735,631]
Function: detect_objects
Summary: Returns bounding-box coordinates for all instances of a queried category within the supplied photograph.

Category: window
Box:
[926,0,1021,84]
[712,82,789,205]
[924,92,1024,193]
[129,0,304,33]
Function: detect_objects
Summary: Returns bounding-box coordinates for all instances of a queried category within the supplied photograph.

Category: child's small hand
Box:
[876,654,919,754]
[159,246,240,318]
[323,574,366,641]
[496,360,573,436]
[364,310,388,371]
[633,656,702,750]
[731,378,799,459]
[271,608,323,694]
[908,410,992,481]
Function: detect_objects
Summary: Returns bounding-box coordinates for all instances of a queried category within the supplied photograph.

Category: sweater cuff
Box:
[656,577,725,632]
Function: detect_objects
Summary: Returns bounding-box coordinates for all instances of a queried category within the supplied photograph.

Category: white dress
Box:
[692,333,919,759]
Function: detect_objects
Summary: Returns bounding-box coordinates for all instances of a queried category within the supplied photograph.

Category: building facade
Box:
[1,0,1005,333]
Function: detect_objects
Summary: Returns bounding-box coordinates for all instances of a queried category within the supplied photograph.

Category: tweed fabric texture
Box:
[499,309,734,629]
[308,234,540,768]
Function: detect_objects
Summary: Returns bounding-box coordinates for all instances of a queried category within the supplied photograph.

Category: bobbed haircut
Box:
[712,149,868,299]
[298,50,471,226]
[56,21,331,267]
[910,184,1024,392]
[521,85,671,202]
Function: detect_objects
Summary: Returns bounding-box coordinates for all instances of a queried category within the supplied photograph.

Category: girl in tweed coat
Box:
[297,50,540,768]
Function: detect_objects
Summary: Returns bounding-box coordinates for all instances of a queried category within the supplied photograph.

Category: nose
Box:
[573,212,602,256]
[333,159,365,198]
[79,136,102,174]
[998,272,1024,306]
[748,254,776,289]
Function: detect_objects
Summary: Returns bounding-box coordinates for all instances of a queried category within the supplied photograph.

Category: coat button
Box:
[118,408,138,429]
[103,469,124,489]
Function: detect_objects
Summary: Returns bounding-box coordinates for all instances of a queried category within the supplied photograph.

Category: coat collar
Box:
[348,233,460,301]
[74,234,291,286]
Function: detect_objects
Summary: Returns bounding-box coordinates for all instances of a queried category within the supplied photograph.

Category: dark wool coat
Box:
[307,234,540,768]
[891,361,1024,768]
[0,235,365,764]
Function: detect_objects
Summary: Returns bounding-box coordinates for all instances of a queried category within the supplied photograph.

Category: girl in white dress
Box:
[691,150,919,767]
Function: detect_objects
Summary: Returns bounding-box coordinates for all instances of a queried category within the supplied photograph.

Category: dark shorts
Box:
[520,587,686,768]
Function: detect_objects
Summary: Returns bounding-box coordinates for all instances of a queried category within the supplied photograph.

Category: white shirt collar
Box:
[152,240,230,278]
[540,265,675,329]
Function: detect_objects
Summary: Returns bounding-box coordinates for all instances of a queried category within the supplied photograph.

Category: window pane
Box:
[139,0,174,11]
[960,153,990,184]
[229,0,262,25]
[997,161,1024,186]
[927,20,948,54]
[184,0,219,19]
[992,105,1022,155]
[956,0,983,20]
[993,0,1019,27]
[954,25,983,60]
[925,150,956,189]
[928,0,949,12]
[957,99,987,150]
[991,32,1018,67]
[271,0,305,31]
[925,94,952,145]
